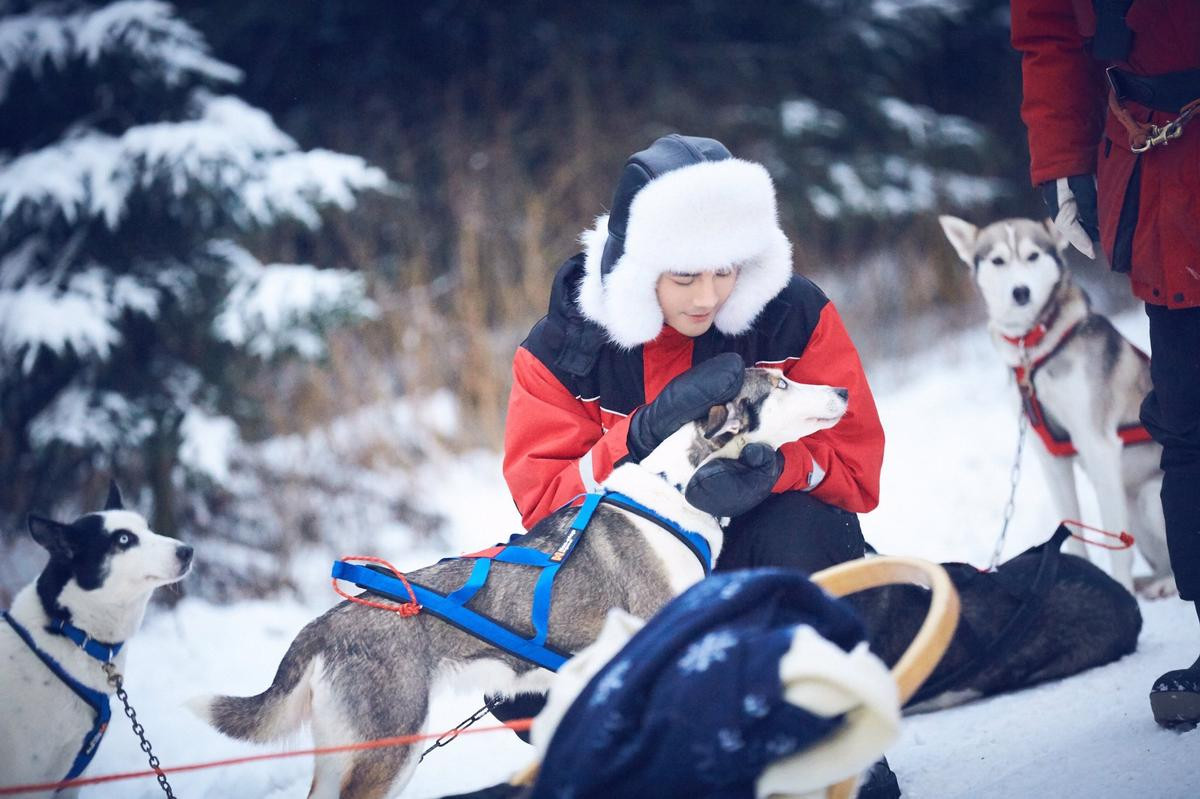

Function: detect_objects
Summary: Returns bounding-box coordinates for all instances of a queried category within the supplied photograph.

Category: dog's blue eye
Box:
[114,531,136,548]
[776,379,787,390]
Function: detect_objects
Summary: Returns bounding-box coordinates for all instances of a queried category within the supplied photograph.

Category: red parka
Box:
[1012,0,1200,308]
[503,257,884,530]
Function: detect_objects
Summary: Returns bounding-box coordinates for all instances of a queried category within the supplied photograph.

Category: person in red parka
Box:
[494,134,895,794]
[504,134,884,573]
[1012,0,1200,728]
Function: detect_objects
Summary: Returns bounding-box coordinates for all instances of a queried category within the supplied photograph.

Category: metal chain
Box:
[103,661,178,798]
[418,698,501,762]
[989,345,1032,572]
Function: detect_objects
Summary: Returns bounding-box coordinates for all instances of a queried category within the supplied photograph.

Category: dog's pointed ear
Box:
[701,402,742,440]
[104,480,124,511]
[938,215,979,266]
[28,515,77,560]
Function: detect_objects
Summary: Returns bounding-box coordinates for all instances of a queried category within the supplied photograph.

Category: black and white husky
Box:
[0,483,194,797]
[939,215,1173,598]
[192,368,849,799]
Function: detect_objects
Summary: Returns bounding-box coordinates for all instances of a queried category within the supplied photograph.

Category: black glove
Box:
[684,442,783,518]
[1039,174,1099,258]
[626,352,745,462]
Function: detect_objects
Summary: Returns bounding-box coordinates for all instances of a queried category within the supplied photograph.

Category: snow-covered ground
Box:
[20,312,1200,798]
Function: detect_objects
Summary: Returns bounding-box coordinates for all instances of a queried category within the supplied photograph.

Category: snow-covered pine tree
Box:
[0,0,387,534]
[771,0,1011,244]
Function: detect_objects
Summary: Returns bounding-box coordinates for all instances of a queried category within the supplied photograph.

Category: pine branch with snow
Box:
[0,1,388,540]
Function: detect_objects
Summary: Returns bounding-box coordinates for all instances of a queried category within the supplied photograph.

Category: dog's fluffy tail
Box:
[188,627,321,743]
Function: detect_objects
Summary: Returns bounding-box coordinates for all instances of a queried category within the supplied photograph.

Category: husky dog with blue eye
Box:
[190,369,849,799]
[939,215,1173,598]
[0,483,194,797]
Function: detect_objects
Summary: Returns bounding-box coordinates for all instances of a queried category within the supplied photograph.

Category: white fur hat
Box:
[576,135,793,349]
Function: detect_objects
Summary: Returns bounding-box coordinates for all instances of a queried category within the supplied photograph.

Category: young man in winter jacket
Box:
[503,133,884,576]
[1012,1,1200,727]
[492,133,895,796]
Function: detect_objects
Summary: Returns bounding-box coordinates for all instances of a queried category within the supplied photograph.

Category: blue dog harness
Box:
[2,610,120,781]
[332,491,713,672]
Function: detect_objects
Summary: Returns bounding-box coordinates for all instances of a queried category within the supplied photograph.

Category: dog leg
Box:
[1032,444,1085,557]
[306,674,427,799]
[1075,437,1134,592]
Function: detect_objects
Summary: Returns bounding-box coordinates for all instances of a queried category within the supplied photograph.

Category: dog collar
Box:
[46,617,123,663]
[1000,295,1063,350]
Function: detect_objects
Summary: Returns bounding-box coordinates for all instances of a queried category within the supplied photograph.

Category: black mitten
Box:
[626,352,744,462]
[684,442,784,517]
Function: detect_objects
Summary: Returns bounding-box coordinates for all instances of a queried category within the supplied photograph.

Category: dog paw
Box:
[1134,575,1179,600]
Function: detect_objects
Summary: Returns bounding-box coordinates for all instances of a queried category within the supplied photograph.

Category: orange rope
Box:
[0,718,533,796]
[332,554,421,616]
[1062,519,1135,551]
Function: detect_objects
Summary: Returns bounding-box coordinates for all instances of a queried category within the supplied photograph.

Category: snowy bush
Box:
[0,0,387,565]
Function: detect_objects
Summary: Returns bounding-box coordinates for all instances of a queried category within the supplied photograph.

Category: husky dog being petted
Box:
[192,365,849,799]
[0,483,194,797]
[940,215,1173,598]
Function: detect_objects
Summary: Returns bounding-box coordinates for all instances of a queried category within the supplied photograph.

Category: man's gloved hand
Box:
[626,352,745,462]
[1040,174,1099,258]
[684,442,783,518]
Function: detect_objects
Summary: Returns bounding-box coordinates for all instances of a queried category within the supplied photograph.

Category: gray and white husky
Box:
[0,483,194,797]
[192,368,849,799]
[939,215,1173,598]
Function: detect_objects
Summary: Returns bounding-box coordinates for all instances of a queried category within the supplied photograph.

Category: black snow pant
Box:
[715,489,866,575]
[1141,303,1200,601]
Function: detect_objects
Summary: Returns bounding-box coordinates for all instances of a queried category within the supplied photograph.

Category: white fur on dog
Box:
[578,159,794,348]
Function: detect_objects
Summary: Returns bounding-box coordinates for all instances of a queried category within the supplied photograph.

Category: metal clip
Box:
[1132,121,1184,153]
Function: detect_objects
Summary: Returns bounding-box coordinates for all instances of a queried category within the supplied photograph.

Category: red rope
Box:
[1062,519,1136,551]
[332,554,421,616]
[0,718,533,796]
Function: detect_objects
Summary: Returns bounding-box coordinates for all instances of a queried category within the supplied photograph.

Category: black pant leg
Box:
[715,490,865,575]
[1141,303,1200,601]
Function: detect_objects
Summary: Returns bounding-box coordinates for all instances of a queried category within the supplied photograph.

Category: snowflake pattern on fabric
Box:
[678,629,738,674]
[743,693,770,718]
[766,734,800,758]
[717,727,745,752]
[588,659,631,707]
[719,574,750,600]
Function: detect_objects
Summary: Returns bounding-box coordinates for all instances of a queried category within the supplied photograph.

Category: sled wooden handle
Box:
[512,556,960,799]
[809,555,960,799]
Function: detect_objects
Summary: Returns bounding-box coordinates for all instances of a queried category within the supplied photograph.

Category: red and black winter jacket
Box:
[503,255,885,530]
[1012,0,1200,308]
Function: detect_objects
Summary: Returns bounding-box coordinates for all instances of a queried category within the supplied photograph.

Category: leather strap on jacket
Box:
[1107,67,1200,152]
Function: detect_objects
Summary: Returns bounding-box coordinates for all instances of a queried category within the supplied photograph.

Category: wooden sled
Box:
[505,556,960,799]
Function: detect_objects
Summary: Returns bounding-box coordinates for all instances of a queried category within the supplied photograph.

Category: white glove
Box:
[1040,175,1099,259]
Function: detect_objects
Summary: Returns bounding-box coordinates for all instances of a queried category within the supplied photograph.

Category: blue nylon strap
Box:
[327,490,705,674]
[531,563,562,647]
[571,492,604,531]
[492,547,554,567]
[603,491,712,574]
[2,611,112,781]
[331,561,569,671]
[445,557,491,605]
[46,617,123,662]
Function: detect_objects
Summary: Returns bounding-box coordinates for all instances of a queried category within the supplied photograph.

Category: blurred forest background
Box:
[0,0,1133,601]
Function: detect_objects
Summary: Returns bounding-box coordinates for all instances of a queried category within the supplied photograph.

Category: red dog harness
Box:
[1005,321,1153,458]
